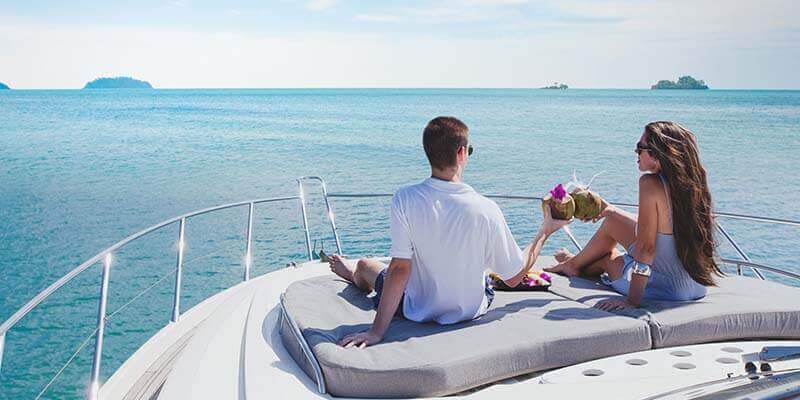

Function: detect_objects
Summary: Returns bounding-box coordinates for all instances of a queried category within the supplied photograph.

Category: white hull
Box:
[100,256,800,399]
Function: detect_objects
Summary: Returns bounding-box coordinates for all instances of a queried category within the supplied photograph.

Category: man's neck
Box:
[431,168,461,183]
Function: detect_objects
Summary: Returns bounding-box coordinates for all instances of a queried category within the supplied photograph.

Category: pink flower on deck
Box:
[550,184,567,201]
[522,276,533,286]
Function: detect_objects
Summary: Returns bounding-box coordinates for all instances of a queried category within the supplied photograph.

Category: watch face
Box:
[632,262,652,276]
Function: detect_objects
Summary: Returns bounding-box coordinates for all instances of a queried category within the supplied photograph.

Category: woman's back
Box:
[646,174,707,301]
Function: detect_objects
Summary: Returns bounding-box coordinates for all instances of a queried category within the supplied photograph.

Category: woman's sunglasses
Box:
[635,142,652,155]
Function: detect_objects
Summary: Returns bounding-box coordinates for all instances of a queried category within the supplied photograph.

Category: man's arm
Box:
[339,257,411,348]
[502,206,571,287]
[502,228,551,287]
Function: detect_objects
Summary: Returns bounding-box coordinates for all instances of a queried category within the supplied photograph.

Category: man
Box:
[329,116,569,348]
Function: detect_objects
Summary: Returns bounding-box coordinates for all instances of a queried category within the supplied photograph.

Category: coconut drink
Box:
[541,184,575,220]
[571,188,603,220]
[567,170,605,220]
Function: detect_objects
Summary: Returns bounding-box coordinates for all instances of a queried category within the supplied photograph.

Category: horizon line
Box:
[3,86,800,91]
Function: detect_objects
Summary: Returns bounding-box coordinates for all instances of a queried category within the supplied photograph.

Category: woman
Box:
[545,121,722,311]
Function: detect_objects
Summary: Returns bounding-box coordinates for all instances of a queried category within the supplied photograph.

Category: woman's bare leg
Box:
[603,253,627,281]
[582,247,621,277]
[553,248,606,276]
[545,213,636,277]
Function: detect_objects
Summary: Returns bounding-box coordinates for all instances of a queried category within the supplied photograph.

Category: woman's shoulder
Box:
[638,173,663,189]
[638,174,666,199]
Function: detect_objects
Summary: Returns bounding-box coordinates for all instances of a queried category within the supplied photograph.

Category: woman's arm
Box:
[625,174,661,306]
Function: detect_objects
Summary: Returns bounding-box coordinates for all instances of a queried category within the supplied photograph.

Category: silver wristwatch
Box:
[631,260,652,277]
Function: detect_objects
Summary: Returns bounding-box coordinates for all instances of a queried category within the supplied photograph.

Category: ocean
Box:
[1,89,798,398]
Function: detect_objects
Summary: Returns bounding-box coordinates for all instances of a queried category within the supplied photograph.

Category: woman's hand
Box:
[594,298,635,311]
[541,205,572,236]
[586,198,616,223]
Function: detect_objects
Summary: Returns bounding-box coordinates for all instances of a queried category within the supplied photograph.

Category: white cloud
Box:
[354,13,404,23]
[306,0,338,12]
[462,0,529,4]
[355,7,499,23]
[546,0,800,35]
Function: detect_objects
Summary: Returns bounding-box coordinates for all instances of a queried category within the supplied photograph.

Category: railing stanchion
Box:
[562,226,583,252]
[88,253,112,400]
[716,222,765,280]
[319,180,343,255]
[171,218,186,322]
[244,202,254,281]
[297,180,313,261]
[0,331,5,372]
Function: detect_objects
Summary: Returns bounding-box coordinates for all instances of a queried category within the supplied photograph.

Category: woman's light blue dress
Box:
[601,175,707,301]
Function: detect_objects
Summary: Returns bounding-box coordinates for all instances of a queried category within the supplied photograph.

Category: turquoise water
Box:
[1,89,798,398]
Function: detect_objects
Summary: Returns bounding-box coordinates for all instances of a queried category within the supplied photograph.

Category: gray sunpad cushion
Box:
[644,276,800,347]
[548,274,800,348]
[280,274,651,398]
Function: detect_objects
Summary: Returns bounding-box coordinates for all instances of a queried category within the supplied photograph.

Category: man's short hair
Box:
[423,116,469,170]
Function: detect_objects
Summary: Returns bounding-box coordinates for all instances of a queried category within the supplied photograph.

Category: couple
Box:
[329,116,721,348]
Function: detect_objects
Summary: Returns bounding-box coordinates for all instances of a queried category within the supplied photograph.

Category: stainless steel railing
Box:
[1,177,798,399]
[297,176,343,259]
[0,195,302,400]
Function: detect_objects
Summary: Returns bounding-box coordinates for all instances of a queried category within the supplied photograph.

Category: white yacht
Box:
[2,176,799,399]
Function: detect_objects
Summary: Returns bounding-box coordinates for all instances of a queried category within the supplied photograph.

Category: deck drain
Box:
[670,350,692,357]
[626,359,648,366]
[716,357,739,364]
[673,363,696,370]
[721,346,743,353]
[582,369,604,376]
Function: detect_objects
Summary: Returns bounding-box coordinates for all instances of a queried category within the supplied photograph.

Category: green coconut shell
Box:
[571,188,603,220]
[542,192,575,220]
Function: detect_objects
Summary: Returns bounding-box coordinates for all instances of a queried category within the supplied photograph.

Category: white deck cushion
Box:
[280,274,651,398]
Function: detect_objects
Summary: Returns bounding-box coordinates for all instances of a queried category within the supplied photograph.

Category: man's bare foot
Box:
[543,260,581,277]
[329,254,355,283]
[554,248,575,263]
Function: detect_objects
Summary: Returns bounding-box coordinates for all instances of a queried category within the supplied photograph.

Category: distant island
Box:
[83,77,153,89]
[542,82,568,90]
[0,82,9,90]
[651,76,708,90]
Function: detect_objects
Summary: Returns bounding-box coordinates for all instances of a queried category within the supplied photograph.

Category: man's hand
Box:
[594,298,634,311]
[541,205,572,235]
[339,330,383,348]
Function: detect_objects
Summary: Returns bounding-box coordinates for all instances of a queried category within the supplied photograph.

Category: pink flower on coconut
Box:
[550,184,567,202]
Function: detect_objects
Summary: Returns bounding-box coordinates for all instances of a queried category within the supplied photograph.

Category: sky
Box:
[1,0,799,89]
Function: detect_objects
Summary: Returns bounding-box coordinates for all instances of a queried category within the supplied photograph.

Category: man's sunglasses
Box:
[463,144,474,156]
[635,142,652,155]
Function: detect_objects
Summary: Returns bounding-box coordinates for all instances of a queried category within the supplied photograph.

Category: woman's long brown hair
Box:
[644,121,722,286]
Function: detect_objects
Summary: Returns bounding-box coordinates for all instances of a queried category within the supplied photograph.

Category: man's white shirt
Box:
[390,177,526,324]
